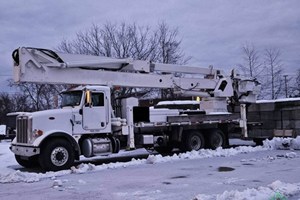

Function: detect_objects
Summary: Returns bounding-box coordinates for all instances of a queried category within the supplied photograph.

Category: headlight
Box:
[29,129,43,144]
[33,129,44,137]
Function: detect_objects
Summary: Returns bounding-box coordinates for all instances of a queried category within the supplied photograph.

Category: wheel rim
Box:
[190,135,202,150]
[50,147,69,167]
[211,133,223,148]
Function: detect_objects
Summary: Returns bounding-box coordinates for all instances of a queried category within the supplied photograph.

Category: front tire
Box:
[39,139,75,171]
[15,155,39,168]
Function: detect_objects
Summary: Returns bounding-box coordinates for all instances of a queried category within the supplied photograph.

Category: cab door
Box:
[82,91,110,132]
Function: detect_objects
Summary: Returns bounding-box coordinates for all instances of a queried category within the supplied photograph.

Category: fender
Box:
[35,132,81,160]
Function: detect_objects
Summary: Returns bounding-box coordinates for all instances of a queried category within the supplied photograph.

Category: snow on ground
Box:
[0,142,266,184]
[194,180,300,200]
[1,137,300,199]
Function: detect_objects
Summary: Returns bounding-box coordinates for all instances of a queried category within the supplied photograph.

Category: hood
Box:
[27,108,76,135]
[31,108,73,119]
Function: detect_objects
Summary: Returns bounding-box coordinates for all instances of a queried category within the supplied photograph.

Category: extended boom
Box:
[13,47,259,103]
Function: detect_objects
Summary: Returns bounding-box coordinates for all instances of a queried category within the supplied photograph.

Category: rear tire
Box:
[39,139,75,171]
[15,155,39,168]
[181,131,205,152]
[207,129,226,150]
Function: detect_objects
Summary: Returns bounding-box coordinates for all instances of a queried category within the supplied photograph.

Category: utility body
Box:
[10,47,260,171]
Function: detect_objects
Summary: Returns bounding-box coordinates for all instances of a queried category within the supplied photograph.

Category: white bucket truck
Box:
[10,47,260,171]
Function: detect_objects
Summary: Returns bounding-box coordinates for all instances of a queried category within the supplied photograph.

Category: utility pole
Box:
[283,75,288,98]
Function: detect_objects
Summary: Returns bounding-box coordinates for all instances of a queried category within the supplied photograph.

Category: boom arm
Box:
[12,47,260,102]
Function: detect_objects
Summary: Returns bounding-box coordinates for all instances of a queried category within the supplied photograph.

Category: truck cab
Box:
[10,85,113,171]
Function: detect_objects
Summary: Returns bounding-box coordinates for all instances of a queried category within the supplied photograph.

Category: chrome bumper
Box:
[10,145,40,157]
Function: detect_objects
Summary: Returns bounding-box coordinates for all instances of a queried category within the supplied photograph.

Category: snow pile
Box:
[0,170,41,183]
[51,179,71,191]
[269,180,300,197]
[71,158,146,174]
[0,169,70,184]
[194,180,300,200]
[147,145,266,164]
[263,136,300,150]
[52,179,63,188]
[71,163,97,174]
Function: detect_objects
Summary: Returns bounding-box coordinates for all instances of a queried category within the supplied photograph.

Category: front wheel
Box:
[39,139,75,171]
[15,155,39,168]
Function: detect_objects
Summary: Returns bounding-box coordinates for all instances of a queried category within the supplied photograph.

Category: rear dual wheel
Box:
[207,129,226,150]
[180,129,226,152]
[181,131,205,152]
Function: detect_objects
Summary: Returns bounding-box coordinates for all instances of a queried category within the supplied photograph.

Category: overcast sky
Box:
[1,0,299,92]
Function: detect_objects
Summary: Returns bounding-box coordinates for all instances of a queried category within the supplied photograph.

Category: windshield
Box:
[61,91,83,107]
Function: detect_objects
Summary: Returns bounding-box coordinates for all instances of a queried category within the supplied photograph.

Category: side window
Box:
[92,93,104,107]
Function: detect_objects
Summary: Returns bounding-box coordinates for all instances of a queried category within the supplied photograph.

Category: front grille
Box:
[16,116,32,143]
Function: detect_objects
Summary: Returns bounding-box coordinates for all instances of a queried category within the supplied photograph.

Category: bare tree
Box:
[57,23,155,59]
[57,22,189,100]
[0,92,31,124]
[238,43,263,79]
[13,93,32,111]
[295,69,300,96]
[263,48,284,99]
[9,80,65,111]
[154,22,188,64]
[0,92,15,124]
[289,69,300,97]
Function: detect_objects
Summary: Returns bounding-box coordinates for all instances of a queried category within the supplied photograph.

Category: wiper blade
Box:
[62,104,75,108]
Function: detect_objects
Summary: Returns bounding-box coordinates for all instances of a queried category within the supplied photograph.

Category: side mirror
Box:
[85,90,92,107]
